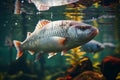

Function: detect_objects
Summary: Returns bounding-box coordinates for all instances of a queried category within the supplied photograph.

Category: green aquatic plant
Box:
[73,70,105,80]
[0,71,38,80]
[116,72,120,80]
[64,3,85,21]
[90,53,101,72]
[64,47,87,67]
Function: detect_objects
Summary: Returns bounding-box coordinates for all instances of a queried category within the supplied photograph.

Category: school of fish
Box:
[13,20,99,60]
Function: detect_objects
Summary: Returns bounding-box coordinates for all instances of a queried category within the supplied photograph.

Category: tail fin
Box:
[13,40,23,60]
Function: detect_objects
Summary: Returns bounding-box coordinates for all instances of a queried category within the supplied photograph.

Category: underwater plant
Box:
[64,4,85,21]
[64,47,86,67]
[100,56,120,80]
[73,70,105,80]
[56,47,94,79]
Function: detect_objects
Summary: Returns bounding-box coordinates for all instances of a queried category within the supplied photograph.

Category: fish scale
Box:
[41,25,69,38]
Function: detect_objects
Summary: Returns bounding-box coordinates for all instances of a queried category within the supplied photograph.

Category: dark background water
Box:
[0,0,120,80]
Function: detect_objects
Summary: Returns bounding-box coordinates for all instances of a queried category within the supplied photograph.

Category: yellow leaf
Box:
[93,53,99,59]
[93,2,99,8]
[93,19,98,27]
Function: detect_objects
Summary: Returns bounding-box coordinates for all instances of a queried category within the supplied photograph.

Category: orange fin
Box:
[57,37,66,46]
[28,50,35,55]
[52,37,66,46]
[13,40,23,60]
[14,0,21,14]
[35,20,50,30]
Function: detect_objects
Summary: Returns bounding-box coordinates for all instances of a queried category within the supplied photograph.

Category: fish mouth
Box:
[88,27,99,38]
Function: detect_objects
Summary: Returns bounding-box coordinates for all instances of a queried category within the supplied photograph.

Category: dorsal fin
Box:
[35,20,50,30]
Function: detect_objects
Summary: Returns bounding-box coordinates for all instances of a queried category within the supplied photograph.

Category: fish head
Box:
[97,43,105,50]
[89,40,105,52]
[92,43,105,53]
[68,23,99,44]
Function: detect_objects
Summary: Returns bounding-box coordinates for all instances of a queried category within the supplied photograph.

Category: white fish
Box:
[81,40,105,53]
[30,0,79,11]
[13,20,99,60]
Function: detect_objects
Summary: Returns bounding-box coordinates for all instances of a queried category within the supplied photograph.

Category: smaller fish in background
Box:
[80,40,105,53]
[29,0,79,11]
[14,0,21,14]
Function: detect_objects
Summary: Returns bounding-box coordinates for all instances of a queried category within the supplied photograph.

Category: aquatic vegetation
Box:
[64,47,86,67]
[65,4,85,21]
[92,19,99,27]
[93,2,100,8]
[116,72,120,80]
[0,71,38,80]
[56,49,94,80]
[100,56,120,80]
[73,70,105,80]
[92,53,101,71]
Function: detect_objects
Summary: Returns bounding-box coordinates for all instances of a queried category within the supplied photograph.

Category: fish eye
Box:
[81,26,87,31]
[97,45,100,48]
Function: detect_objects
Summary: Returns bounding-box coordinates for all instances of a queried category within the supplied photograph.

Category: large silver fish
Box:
[30,0,79,11]
[80,40,105,53]
[13,20,99,59]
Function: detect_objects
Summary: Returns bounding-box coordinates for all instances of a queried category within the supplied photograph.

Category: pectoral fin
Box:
[61,50,67,55]
[51,37,66,46]
[48,52,57,59]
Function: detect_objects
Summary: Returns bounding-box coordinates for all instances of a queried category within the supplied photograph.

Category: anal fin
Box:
[34,53,41,62]
[52,37,66,46]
